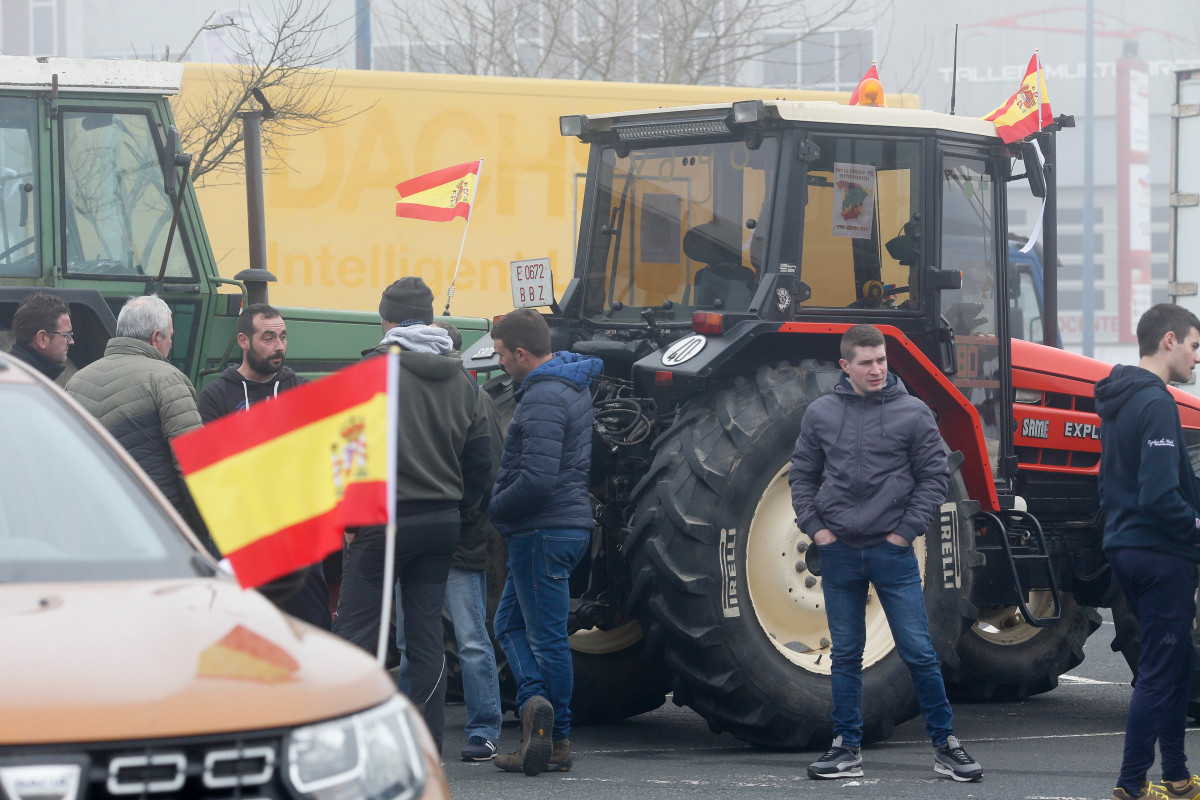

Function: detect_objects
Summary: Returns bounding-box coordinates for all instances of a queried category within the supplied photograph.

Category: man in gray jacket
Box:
[789,323,982,783]
[65,295,201,516]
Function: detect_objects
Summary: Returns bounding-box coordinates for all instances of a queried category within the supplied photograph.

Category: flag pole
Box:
[442,157,483,316]
[376,348,400,666]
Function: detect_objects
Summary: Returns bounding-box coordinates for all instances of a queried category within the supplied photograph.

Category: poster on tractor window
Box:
[831,163,876,240]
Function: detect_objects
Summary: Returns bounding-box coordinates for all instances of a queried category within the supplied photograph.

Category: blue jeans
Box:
[818,539,954,748]
[493,528,590,741]
[1109,547,1198,794]
[396,567,503,745]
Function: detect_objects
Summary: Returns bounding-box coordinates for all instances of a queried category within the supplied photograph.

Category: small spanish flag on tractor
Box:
[983,52,1054,144]
[173,353,397,589]
[395,160,482,222]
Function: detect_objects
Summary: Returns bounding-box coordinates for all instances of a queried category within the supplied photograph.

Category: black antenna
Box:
[950,24,959,115]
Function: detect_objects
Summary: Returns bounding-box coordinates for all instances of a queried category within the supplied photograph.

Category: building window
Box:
[761,29,872,90]
[30,0,57,56]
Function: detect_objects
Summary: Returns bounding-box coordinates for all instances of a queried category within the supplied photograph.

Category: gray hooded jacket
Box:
[788,372,949,548]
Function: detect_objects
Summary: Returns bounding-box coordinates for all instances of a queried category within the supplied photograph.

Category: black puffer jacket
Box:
[789,372,949,548]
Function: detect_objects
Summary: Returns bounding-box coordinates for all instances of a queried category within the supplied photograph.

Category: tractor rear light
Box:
[492,314,506,327]
[655,371,674,386]
[692,311,725,335]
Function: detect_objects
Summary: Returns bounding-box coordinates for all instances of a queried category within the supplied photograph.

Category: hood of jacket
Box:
[103,336,168,362]
[396,350,464,381]
[518,351,602,394]
[1095,363,1168,421]
[212,364,300,391]
[832,371,903,402]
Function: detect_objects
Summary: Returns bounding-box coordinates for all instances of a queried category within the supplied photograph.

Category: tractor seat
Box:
[683,221,756,307]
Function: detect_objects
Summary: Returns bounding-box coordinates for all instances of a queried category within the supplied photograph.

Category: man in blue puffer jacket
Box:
[488,308,601,777]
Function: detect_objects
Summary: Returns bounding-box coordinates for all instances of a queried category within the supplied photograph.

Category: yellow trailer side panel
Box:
[181,67,916,318]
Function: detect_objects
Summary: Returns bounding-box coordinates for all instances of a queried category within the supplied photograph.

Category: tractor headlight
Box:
[286,696,427,800]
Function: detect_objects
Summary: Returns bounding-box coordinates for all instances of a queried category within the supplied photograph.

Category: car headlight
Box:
[286,695,427,800]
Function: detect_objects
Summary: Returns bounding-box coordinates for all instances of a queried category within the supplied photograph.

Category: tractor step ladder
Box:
[978,509,1063,628]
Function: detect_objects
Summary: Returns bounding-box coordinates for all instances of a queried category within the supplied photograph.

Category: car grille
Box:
[0,730,288,800]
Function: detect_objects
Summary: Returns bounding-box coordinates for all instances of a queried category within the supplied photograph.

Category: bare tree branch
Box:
[171,0,363,184]
[381,0,887,87]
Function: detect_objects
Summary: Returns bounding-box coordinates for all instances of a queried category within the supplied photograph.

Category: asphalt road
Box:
[438,611,1176,800]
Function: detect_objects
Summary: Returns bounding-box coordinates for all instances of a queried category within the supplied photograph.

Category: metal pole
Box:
[1041,128,1059,349]
[243,111,267,275]
[356,0,371,70]
[1082,0,1095,357]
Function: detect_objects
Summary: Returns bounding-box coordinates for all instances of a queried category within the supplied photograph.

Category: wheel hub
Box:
[744,466,926,674]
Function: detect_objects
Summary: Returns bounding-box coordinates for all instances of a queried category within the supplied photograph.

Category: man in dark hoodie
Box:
[488,308,601,777]
[789,323,982,783]
[332,276,492,753]
[1096,303,1200,800]
[195,303,332,631]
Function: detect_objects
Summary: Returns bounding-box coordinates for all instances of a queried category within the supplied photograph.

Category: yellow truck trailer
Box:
[182,67,916,318]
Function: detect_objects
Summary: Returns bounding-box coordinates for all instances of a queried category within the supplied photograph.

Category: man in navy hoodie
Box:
[1096,303,1200,800]
[488,308,601,777]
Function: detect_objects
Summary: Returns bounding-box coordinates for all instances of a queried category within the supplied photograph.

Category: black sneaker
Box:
[807,736,864,779]
[933,735,983,782]
[460,736,497,762]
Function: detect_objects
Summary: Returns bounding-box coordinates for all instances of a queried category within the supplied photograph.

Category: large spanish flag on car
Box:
[174,353,397,589]
[983,53,1054,144]
[395,160,481,221]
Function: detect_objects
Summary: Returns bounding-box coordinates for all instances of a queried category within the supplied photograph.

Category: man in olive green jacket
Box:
[65,295,201,514]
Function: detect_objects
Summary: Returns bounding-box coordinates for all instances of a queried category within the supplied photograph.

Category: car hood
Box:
[0,577,396,744]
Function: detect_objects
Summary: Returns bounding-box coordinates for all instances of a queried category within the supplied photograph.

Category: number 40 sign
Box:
[510,258,554,309]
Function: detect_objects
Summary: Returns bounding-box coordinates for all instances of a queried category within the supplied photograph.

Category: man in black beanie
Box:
[378,276,435,326]
[333,275,493,755]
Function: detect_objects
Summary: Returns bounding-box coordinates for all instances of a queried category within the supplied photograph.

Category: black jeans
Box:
[332,509,460,750]
[1110,547,1198,794]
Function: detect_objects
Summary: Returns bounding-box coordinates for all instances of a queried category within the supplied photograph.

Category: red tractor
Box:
[464,98,1197,746]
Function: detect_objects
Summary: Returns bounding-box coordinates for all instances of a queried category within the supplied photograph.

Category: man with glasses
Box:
[9,293,72,381]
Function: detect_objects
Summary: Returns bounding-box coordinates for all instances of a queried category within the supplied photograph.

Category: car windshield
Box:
[579,137,778,322]
[0,383,203,583]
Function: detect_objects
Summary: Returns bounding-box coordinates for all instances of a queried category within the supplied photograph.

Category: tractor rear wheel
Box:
[624,361,978,749]
[944,592,1100,701]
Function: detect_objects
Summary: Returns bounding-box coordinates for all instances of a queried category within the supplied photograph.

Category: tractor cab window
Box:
[0,98,40,278]
[580,137,778,321]
[940,153,1004,476]
[60,110,193,280]
[795,136,921,310]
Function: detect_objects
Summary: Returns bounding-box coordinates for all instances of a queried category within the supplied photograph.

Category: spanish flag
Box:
[983,53,1054,144]
[173,353,397,589]
[395,160,481,222]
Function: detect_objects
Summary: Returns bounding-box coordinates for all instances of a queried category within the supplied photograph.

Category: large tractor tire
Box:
[944,592,1101,701]
[624,361,979,749]
[443,373,668,724]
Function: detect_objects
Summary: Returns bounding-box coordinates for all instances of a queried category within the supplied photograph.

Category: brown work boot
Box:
[494,695,554,776]
[543,739,572,773]
[494,747,524,772]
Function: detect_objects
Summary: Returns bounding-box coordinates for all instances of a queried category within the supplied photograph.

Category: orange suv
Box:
[0,351,448,800]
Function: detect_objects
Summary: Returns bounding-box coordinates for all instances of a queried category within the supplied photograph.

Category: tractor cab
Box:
[557,100,1041,497]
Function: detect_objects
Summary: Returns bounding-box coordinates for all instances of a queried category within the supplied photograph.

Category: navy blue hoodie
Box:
[1094,363,1200,562]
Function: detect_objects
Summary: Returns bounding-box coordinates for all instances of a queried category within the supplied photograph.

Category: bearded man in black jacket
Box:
[196,303,332,631]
